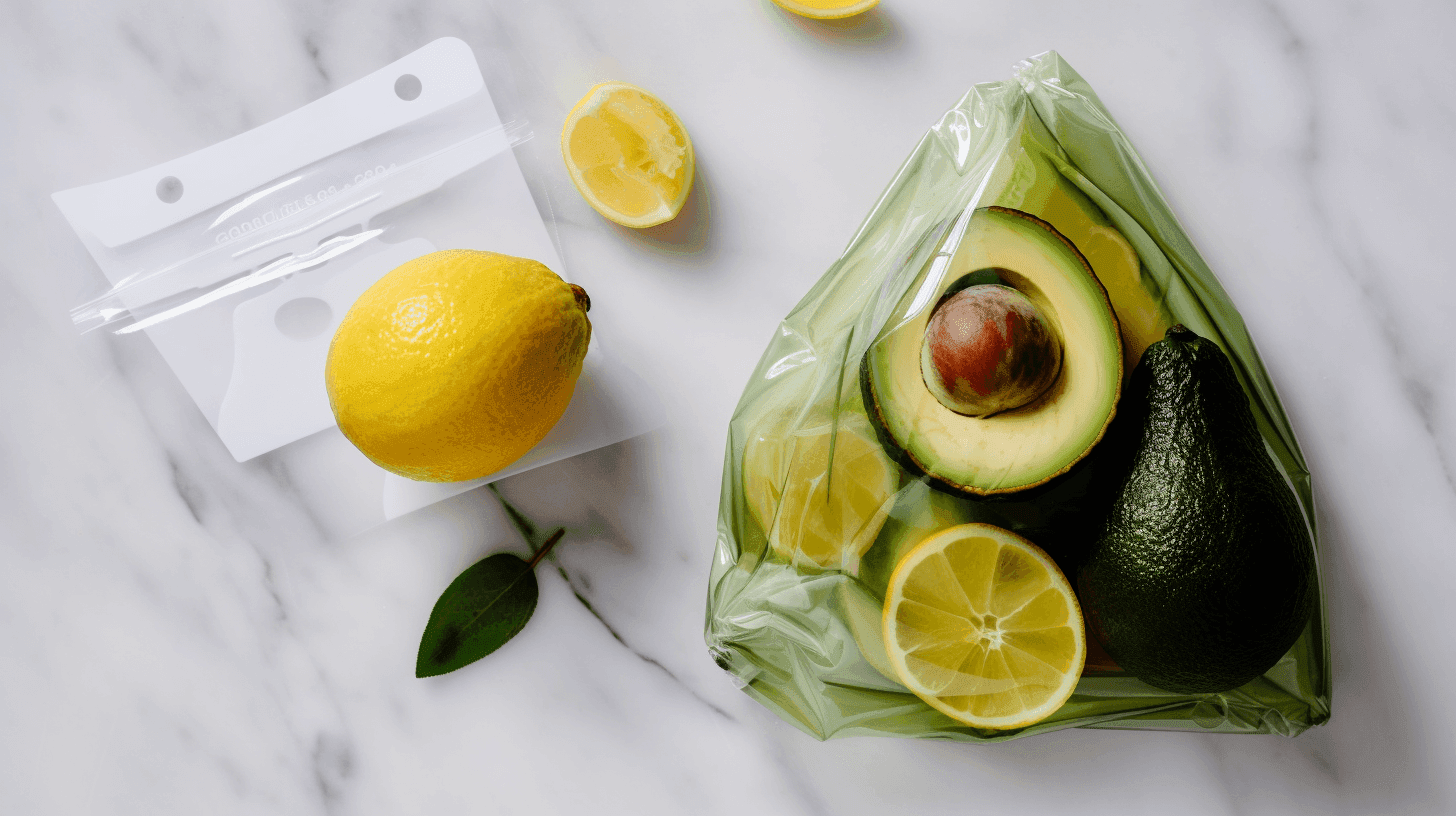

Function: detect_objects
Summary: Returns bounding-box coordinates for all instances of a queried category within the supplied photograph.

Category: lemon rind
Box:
[770,0,880,21]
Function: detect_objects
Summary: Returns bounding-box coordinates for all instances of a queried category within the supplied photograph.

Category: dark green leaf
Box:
[415,553,539,678]
[414,528,565,678]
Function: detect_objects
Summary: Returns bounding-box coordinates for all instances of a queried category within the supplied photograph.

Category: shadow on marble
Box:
[518,437,1450,813]
[1285,478,1444,813]
[610,164,717,263]
[764,3,905,54]
[478,430,732,681]
[338,318,1445,816]
[491,431,673,542]
[949,476,1442,814]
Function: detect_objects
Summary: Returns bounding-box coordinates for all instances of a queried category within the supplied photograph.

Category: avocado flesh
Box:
[1079,326,1316,694]
[862,207,1123,495]
[988,111,1174,375]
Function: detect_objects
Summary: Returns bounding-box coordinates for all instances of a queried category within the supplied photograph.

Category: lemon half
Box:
[883,523,1085,729]
[561,82,694,228]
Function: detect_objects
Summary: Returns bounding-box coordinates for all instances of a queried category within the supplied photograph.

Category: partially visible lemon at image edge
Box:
[771,0,880,20]
[561,81,694,228]
[325,250,591,482]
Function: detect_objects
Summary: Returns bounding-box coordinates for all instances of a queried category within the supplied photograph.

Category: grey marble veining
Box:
[3,0,1456,814]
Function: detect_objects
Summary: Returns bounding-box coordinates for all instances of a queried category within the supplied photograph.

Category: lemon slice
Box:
[743,411,897,572]
[561,82,694,228]
[771,0,880,20]
[883,523,1085,729]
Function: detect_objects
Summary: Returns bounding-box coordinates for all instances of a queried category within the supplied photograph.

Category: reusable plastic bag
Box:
[55,38,660,537]
[704,52,1330,742]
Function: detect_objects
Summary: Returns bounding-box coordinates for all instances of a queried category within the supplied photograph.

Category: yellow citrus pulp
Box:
[325,250,591,482]
[771,0,880,20]
[742,411,897,572]
[561,81,694,228]
[883,523,1085,729]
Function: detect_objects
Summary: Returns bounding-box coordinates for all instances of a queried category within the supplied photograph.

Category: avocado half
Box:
[861,207,1123,495]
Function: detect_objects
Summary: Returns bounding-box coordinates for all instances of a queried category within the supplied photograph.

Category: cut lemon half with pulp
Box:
[883,523,1085,729]
[743,411,897,572]
[771,0,880,20]
[561,82,694,228]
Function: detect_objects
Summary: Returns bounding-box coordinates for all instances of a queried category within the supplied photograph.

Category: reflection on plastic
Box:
[54,38,664,535]
[217,238,434,460]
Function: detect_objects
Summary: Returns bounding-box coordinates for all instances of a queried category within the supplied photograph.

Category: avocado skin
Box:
[1078,326,1316,694]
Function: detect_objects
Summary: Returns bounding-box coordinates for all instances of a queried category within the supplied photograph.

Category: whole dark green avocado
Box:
[1078,326,1316,694]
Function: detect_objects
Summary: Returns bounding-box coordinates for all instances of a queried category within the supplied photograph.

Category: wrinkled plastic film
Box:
[65,79,530,334]
[54,38,665,537]
[705,52,1330,742]
[54,38,567,469]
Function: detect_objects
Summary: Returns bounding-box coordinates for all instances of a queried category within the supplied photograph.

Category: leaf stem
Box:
[527,528,566,570]
[489,484,540,548]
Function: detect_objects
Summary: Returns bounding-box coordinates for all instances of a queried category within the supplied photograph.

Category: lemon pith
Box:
[561,82,694,228]
[325,250,591,482]
[882,523,1085,729]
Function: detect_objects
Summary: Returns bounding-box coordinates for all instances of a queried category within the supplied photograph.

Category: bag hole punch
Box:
[155,175,183,203]
[394,74,422,101]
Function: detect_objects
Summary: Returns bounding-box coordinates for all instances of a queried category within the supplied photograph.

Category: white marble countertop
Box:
[4,1,1455,813]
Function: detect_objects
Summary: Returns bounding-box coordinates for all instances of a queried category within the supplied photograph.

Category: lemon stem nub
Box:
[570,284,591,313]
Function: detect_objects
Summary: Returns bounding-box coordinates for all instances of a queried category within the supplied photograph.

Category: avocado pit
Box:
[861,206,1122,495]
[919,283,1062,417]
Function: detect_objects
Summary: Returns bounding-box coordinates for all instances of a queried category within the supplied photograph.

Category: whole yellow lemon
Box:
[325,250,592,482]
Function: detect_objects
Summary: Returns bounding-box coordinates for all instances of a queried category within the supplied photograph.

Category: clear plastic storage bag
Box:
[704,52,1329,741]
[55,38,661,537]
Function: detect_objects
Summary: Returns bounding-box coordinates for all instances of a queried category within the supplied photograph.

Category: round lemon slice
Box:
[771,0,880,20]
[743,411,897,572]
[883,523,1085,729]
[561,81,694,228]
